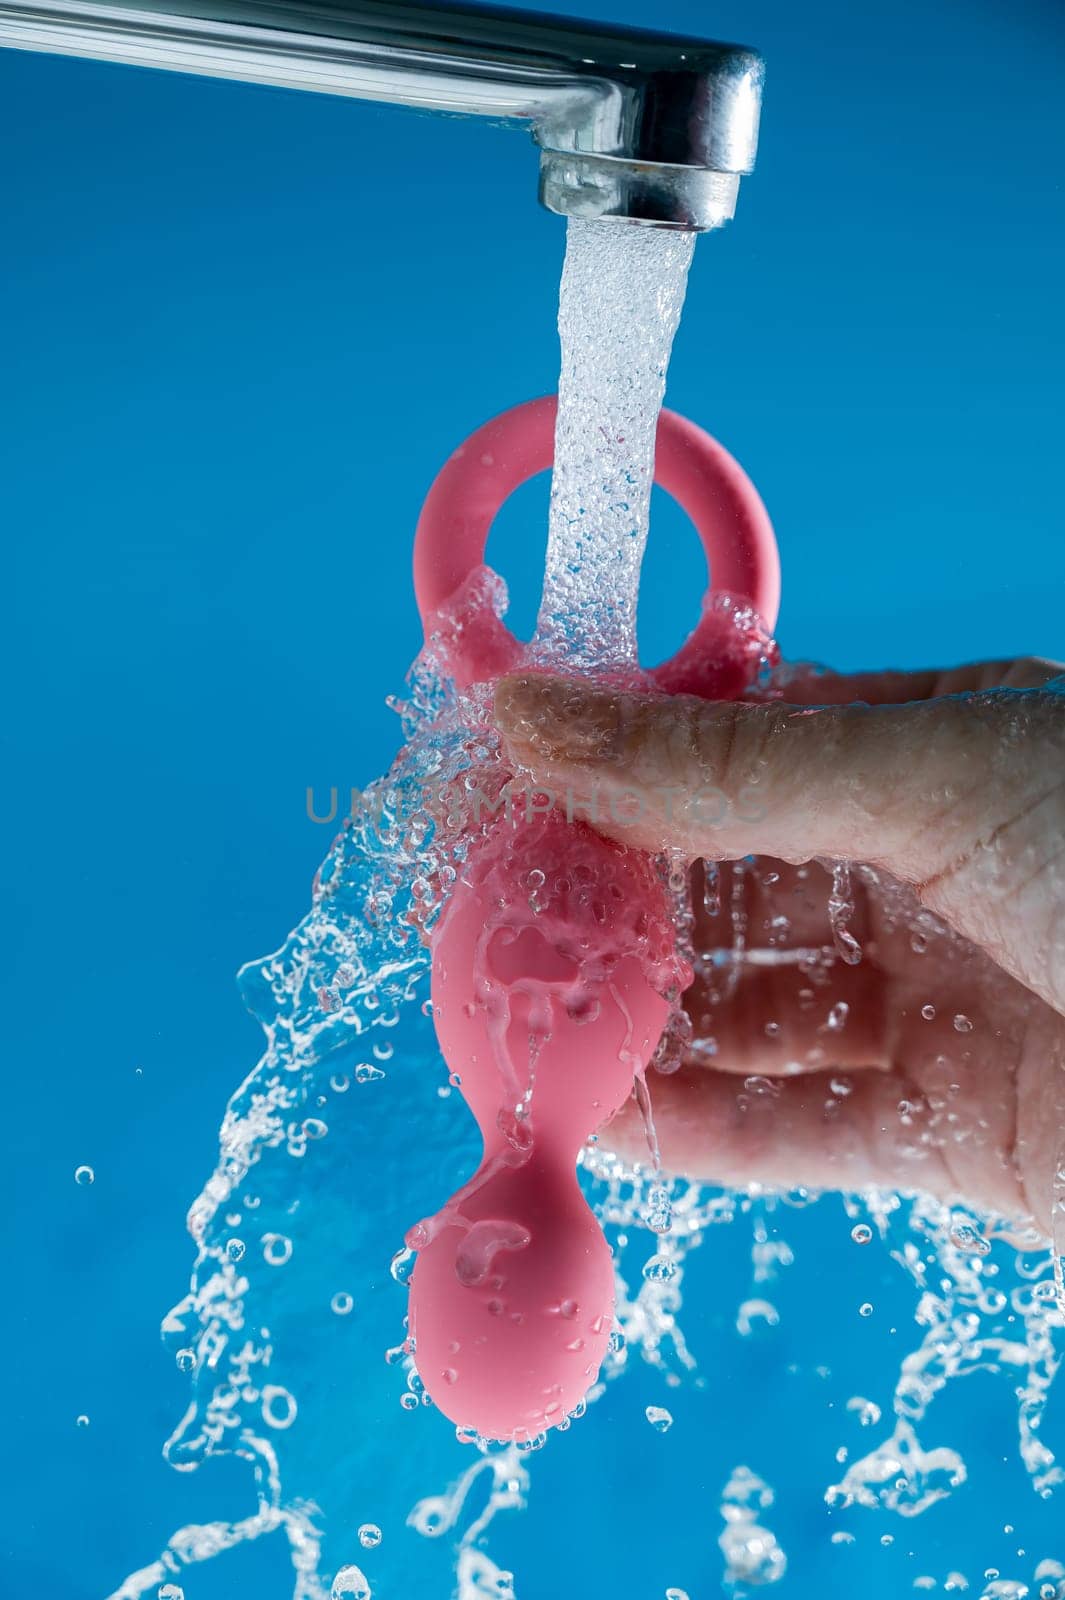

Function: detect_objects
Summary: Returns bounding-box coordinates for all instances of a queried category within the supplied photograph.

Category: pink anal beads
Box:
[406,809,687,1442]
[405,395,780,1441]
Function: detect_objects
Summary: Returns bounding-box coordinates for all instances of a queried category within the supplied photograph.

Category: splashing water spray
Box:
[111,219,1064,1600]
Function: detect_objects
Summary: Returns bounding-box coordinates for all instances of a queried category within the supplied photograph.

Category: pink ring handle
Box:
[414,395,780,692]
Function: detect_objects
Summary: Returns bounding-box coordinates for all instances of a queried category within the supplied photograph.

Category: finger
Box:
[494,672,1059,875]
[603,1059,1029,1224]
[766,657,1064,706]
[495,673,1065,1013]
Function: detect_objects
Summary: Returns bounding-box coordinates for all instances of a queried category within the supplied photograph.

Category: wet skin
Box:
[495,658,1065,1236]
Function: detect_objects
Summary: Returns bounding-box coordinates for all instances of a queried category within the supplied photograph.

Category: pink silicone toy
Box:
[405,395,780,1442]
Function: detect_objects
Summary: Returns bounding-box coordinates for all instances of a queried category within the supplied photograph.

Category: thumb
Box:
[494,672,1065,1014]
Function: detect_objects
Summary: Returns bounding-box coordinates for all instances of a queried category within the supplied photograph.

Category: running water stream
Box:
[534,218,694,673]
[110,219,1064,1600]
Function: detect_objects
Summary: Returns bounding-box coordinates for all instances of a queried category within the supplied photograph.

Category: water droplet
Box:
[390,1247,415,1286]
[950,1221,991,1257]
[331,1564,372,1599]
[455,1220,531,1287]
[736,1298,780,1336]
[921,1003,936,1021]
[74,1165,94,1186]
[744,1073,781,1098]
[953,1013,974,1034]
[645,1404,673,1433]
[261,1384,297,1429]
[262,1232,293,1267]
[331,1292,354,1316]
[642,1254,677,1283]
[644,1183,673,1234]
[175,1348,195,1373]
[851,1224,873,1245]
[496,1106,533,1158]
[859,1302,874,1318]
[75,1414,90,1428]
[358,1523,382,1549]
[355,1063,386,1084]
[226,1237,246,1263]
[826,1001,850,1031]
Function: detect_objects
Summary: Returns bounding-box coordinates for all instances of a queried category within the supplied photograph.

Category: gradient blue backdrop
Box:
[2,0,1063,1595]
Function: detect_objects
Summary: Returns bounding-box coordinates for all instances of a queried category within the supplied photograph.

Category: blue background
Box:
[2,0,1063,1595]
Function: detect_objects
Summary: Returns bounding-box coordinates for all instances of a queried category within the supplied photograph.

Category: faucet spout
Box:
[0,0,764,229]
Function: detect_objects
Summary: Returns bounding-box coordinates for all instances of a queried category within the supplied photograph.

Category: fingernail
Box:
[494,673,624,765]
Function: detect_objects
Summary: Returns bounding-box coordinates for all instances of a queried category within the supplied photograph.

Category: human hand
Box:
[495,659,1065,1234]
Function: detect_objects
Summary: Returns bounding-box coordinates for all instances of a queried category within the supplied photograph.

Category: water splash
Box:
[719,1465,787,1591]
[408,1443,526,1599]
[827,1198,1063,1514]
[827,861,863,967]
[106,209,1065,1599]
[588,1149,1064,1535]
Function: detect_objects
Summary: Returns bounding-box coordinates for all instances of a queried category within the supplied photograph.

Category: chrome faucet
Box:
[0,0,763,229]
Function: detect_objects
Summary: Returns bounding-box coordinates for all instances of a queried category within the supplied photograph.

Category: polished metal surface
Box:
[0,0,763,228]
